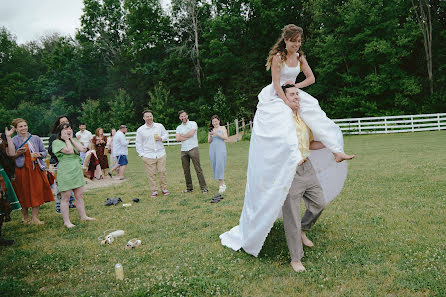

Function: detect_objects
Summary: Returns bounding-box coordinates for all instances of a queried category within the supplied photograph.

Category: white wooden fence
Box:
[333,113,446,134]
[40,113,445,148]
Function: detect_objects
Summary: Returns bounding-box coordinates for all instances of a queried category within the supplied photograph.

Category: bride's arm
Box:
[295,56,315,88]
[271,55,292,107]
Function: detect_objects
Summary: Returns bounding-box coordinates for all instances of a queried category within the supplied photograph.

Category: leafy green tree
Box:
[211,88,232,123]
[78,99,110,132]
[0,72,29,109]
[33,35,83,105]
[108,89,136,130]
[147,82,176,129]
[124,0,173,113]
[304,0,422,117]
[12,102,48,136]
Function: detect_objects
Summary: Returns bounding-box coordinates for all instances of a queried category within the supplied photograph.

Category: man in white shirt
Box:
[110,125,129,180]
[175,110,208,193]
[75,123,93,164]
[136,110,169,197]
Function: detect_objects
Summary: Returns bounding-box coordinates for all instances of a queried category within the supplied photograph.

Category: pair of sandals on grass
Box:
[210,193,224,203]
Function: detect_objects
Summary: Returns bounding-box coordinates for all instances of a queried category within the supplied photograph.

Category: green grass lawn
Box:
[1,131,445,296]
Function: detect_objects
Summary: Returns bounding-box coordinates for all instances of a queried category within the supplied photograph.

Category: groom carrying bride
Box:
[220,24,352,273]
[281,84,327,272]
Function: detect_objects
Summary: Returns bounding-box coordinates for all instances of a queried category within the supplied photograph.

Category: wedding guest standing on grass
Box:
[208,115,228,194]
[109,125,129,180]
[48,115,76,214]
[106,128,117,170]
[92,128,109,178]
[11,118,54,225]
[75,123,92,164]
[0,127,21,246]
[176,110,208,194]
[52,123,96,228]
[136,110,169,197]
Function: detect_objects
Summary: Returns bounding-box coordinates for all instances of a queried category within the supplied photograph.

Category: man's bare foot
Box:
[64,223,76,228]
[80,217,97,221]
[301,231,314,247]
[29,219,44,225]
[333,152,355,163]
[22,218,31,224]
[290,261,306,272]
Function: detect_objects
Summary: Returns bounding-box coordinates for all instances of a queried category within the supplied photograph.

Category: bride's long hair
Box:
[266,24,304,70]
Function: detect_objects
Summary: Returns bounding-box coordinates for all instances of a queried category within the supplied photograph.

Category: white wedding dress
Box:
[219,60,348,257]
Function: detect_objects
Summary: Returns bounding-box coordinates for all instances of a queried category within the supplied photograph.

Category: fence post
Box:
[411,116,414,132]
[249,120,253,131]
[235,119,239,140]
[438,114,441,131]
[384,118,388,133]
[242,118,245,130]
[358,119,362,135]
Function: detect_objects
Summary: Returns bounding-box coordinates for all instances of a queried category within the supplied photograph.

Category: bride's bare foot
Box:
[333,152,355,163]
[80,217,96,221]
[64,223,76,228]
[290,261,306,272]
[301,231,314,247]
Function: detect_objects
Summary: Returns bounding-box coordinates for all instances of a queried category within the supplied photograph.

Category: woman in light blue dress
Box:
[208,115,228,194]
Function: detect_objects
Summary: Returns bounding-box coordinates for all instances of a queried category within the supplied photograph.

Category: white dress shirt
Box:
[112,130,129,156]
[136,123,168,158]
[176,120,198,152]
[75,130,93,147]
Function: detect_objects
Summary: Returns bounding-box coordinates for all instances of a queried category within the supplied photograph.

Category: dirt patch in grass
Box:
[83,177,127,192]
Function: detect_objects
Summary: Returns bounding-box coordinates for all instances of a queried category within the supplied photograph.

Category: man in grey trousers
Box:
[175,110,208,194]
[281,84,327,272]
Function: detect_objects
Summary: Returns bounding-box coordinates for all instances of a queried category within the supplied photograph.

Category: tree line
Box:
[0,0,445,136]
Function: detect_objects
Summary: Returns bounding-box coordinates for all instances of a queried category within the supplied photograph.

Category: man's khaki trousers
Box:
[142,155,167,192]
[282,160,326,262]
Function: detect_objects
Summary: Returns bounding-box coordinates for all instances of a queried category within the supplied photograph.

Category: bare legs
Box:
[109,163,125,179]
[21,207,44,224]
[61,187,96,228]
[60,190,73,228]
[118,165,127,179]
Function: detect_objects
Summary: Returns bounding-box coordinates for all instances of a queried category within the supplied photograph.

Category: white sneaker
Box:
[218,184,226,194]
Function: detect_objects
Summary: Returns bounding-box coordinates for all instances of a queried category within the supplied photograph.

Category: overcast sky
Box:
[0,0,84,44]
[0,0,170,44]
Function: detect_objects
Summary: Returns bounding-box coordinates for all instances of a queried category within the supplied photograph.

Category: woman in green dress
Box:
[52,123,96,228]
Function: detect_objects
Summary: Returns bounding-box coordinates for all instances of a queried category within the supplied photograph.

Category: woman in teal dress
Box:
[52,123,96,228]
[0,127,21,245]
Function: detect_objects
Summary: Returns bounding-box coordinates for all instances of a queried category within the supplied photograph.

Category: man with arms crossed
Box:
[281,84,327,272]
[175,110,208,193]
[136,110,169,197]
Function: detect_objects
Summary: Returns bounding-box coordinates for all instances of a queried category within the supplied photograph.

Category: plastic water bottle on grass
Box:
[115,263,124,280]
